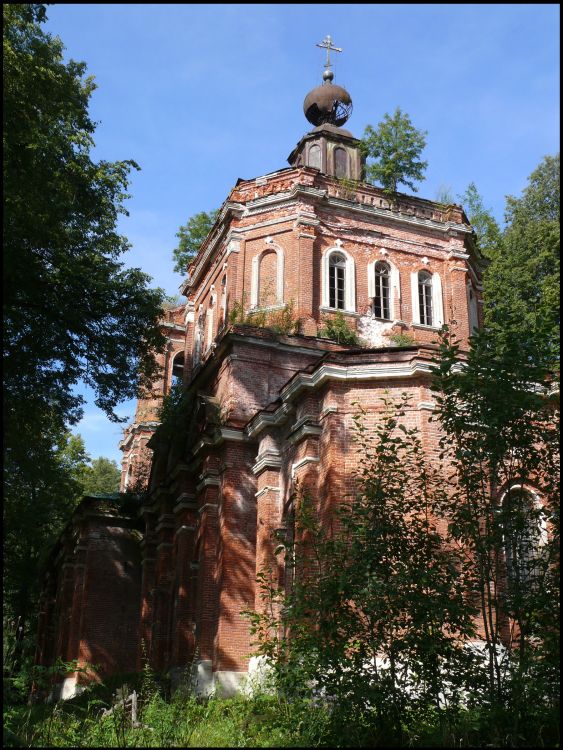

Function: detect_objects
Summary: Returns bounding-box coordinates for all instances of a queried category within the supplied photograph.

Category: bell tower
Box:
[287,35,364,181]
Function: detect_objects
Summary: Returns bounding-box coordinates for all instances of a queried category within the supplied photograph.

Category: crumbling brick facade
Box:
[37,90,487,697]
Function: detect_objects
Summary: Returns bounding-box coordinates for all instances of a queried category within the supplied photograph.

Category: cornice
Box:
[255,485,282,499]
[246,402,293,439]
[173,493,197,514]
[322,195,471,236]
[186,179,471,292]
[251,450,283,476]
[195,475,221,493]
[246,357,463,440]
[188,202,245,286]
[291,456,320,477]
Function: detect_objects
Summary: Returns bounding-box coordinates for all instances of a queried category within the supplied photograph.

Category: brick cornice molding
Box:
[195,475,221,493]
[291,456,320,478]
[255,485,282,499]
[251,450,283,476]
[287,422,322,446]
[173,493,197,514]
[246,357,464,439]
[246,402,293,439]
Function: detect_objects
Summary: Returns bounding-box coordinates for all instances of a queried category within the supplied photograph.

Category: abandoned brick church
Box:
[36,44,484,698]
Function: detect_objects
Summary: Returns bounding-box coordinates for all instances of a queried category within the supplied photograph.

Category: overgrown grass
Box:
[5,680,559,747]
[3,685,332,748]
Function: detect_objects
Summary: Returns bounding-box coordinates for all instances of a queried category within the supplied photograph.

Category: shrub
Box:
[388,331,415,347]
[318,310,360,345]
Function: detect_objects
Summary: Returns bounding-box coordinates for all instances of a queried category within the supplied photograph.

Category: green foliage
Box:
[361,107,428,194]
[318,310,359,345]
[431,324,559,745]
[249,395,477,746]
[3,430,90,680]
[458,182,502,260]
[229,299,302,336]
[4,3,166,426]
[335,176,359,201]
[3,3,166,697]
[435,184,455,206]
[172,209,219,275]
[81,457,121,495]
[3,687,333,748]
[388,332,415,347]
[483,155,560,363]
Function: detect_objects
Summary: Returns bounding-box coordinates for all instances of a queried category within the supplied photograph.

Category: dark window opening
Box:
[501,488,544,590]
[171,352,184,388]
[329,253,346,309]
[373,261,391,319]
[418,271,433,326]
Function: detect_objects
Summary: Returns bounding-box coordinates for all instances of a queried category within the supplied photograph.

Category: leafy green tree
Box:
[483,155,560,359]
[432,324,559,745]
[172,209,219,274]
[4,3,166,430]
[4,429,90,675]
[361,107,428,194]
[250,395,475,746]
[3,3,166,679]
[82,456,122,495]
[458,182,502,260]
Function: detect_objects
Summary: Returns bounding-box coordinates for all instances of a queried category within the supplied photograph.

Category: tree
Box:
[82,456,122,495]
[3,3,167,677]
[432,324,559,745]
[172,209,219,275]
[250,396,476,746]
[4,3,167,432]
[483,155,560,359]
[361,107,428,194]
[458,183,502,260]
[4,430,90,675]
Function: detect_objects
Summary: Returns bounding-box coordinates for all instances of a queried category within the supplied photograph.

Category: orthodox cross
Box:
[316,34,342,71]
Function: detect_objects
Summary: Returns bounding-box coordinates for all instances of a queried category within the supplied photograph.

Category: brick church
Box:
[36,41,483,699]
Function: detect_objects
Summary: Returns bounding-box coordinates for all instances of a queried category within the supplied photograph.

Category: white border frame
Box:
[321,244,356,313]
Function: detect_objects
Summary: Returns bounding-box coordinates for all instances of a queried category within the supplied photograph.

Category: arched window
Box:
[193,310,205,366]
[171,351,184,388]
[205,295,215,351]
[251,245,284,309]
[468,283,479,334]
[220,275,227,327]
[373,262,391,320]
[308,144,321,170]
[322,247,355,312]
[334,147,348,178]
[500,487,546,589]
[418,271,433,326]
[258,250,277,307]
[329,252,346,310]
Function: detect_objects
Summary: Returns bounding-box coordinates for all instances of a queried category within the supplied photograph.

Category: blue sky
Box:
[43,3,560,467]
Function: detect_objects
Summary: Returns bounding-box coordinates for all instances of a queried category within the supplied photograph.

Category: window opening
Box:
[334,147,348,178]
[171,352,184,388]
[501,488,545,590]
[329,252,346,310]
[308,144,321,170]
[418,271,433,326]
[373,261,391,319]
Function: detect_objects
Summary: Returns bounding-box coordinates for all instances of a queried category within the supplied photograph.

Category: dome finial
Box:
[316,34,342,81]
[304,34,352,127]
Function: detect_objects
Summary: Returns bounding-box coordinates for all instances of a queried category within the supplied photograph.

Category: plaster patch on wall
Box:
[357,314,395,347]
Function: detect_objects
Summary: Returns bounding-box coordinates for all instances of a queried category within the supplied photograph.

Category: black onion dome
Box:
[303,82,353,127]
